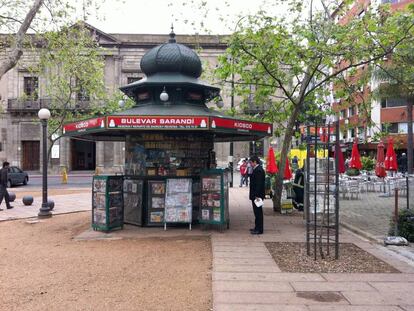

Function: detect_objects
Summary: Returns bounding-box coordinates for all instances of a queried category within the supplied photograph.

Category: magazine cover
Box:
[165,193,191,208]
[151,182,165,195]
[167,178,191,194]
[202,176,221,191]
[201,209,210,220]
[150,211,163,223]
[213,208,221,221]
[93,193,106,209]
[151,197,165,209]
[93,179,106,193]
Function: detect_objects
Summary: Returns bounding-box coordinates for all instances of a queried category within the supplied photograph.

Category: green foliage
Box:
[389,209,414,242]
[33,24,106,142]
[346,168,360,176]
[361,156,375,171]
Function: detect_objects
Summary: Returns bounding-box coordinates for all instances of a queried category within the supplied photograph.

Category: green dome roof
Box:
[140,29,202,78]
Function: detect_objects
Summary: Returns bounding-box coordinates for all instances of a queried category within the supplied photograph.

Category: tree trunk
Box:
[0,0,43,78]
[407,99,413,174]
[272,101,303,211]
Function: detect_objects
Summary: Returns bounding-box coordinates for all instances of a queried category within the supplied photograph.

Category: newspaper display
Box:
[164,178,192,223]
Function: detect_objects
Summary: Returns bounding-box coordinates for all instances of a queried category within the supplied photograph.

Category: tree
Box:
[0,0,43,77]
[372,33,414,174]
[0,0,107,79]
[215,0,414,210]
[33,24,133,164]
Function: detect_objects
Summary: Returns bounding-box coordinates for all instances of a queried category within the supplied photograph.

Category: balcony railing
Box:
[7,98,91,112]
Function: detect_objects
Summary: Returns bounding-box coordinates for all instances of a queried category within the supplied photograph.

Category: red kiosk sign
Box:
[210,117,272,134]
[63,117,105,134]
[106,116,210,129]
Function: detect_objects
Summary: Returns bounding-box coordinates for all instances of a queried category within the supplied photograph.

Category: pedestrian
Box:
[345,155,351,171]
[292,155,299,171]
[239,159,247,187]
[0,161,13,211]
[246,158,253,186]
[292,167,304,211]
[399,153,407,174]
[249,155,265,235]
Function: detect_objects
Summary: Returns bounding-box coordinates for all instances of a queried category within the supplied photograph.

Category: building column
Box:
[59,136,70,171]
[96,141,105,171]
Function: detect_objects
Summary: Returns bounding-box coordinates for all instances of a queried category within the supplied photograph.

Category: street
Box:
[19,173,93,189]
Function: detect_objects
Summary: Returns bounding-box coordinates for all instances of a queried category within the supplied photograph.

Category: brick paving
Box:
[339,190,413,240]
[212,187,414,311]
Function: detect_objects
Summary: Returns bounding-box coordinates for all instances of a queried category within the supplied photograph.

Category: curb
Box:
[340,220,383,244]
[341,220,414,264]
[29,175,93,178]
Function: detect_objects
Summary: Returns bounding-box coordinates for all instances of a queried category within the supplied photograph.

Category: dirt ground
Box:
[265,242,400,273]
[0,212,212,311]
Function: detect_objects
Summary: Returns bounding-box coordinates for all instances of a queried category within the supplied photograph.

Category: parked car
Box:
[7,166,29,187]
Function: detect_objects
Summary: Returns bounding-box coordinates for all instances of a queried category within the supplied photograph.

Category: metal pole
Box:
[335,121,340,259]
[407,175,410,209]
[314,120,318,260]
[229,71,235,188]
[38,119,51,218]
[394,188,399,235]
[306,125,311,256]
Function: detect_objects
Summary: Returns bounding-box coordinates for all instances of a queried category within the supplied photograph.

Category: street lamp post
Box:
[38,108,52,218]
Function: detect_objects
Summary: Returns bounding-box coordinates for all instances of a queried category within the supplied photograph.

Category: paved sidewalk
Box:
[212,187,414,311]
[0,189,90,221]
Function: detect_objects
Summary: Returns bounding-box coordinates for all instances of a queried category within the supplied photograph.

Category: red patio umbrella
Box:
[284,157,292,180]
[266,147,278,174]
[350,139,362,170]
[334,143,346,174]
[385,138,398,171]
[375,141,386,178]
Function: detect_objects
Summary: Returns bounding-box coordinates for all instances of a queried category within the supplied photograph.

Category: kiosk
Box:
[63,29,272,230]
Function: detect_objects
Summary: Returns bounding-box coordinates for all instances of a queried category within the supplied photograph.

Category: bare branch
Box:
[0,0,44,78]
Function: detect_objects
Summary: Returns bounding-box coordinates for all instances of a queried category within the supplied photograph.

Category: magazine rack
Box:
[92,175,124,232]
[199,169,230,230]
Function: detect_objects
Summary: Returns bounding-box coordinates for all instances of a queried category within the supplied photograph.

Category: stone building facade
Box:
[0,24,267,172]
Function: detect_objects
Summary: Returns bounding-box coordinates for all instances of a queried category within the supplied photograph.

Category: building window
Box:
[381,98,407,108]
[398,123,408,134]
[382,123,399,134]
[349,128,355,138]
[340,109,347,119]
[127,77,142,84]
[77,85,90,101]
[23,77,38,100]
[348,106,355,116]
[358,127,365,139]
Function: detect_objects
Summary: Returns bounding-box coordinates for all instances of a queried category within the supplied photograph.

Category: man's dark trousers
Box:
[251,200,263,233]
[0,185,10,208]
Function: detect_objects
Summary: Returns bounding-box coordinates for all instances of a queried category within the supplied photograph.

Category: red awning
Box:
[385,138,398,171]
[375,140,386,178]
[266,147,278,174]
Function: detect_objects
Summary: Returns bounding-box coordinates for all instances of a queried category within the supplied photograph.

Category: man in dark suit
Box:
[249,155,265,235]
[0,161,13,210]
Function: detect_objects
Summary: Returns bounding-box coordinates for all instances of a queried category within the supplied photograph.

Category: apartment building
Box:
[0,24,265,172]
[332,0,414,154]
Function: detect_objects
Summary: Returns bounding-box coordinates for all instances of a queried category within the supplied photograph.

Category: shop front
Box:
[63,30,272,231]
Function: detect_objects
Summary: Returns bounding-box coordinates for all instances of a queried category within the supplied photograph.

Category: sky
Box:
[86,0,279,35]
